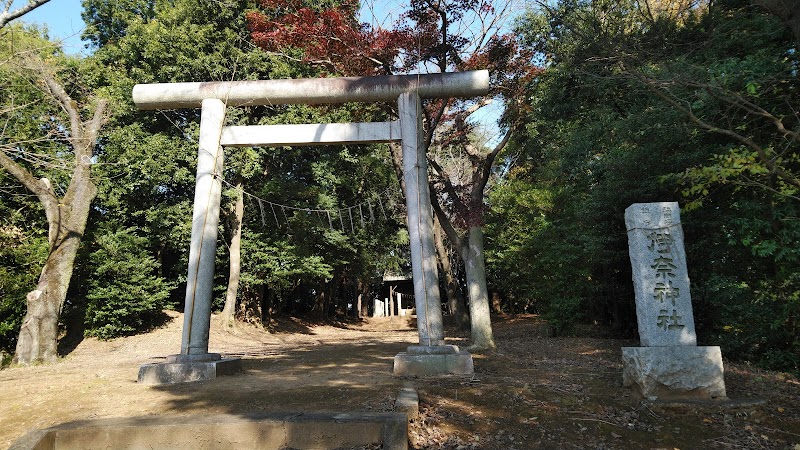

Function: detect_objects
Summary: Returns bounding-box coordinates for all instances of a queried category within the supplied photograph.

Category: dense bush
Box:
[84,227,174,339]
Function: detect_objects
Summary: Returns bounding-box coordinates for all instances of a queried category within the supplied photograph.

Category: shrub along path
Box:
[1,312,798,449]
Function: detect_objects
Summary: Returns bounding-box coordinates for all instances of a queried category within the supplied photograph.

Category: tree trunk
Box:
[265,287,275,320]
[313,283,326,320]
[220,182,244,330]
[359,280,370,318]
[0,0,52,28]
[463,226,496,350]
[4,76,106,365]
[388,286,395,317]
[355,281,361,318]
[13,231,84,364]
[491,292,503,314]
[433,215,469,329]
[337,279,343,316]
[13,177,96,364]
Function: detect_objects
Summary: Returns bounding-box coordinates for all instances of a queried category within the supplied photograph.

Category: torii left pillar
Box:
[137,98,242,384]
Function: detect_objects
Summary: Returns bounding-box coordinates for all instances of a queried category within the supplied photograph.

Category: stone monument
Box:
[622,202,726,400]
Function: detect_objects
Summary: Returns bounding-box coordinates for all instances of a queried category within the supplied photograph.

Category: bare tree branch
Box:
[0,148,57,201]
[0,0,52,29]
[634,72,800,190]
[428,156,469,217]
[41,72,82,147]
[477,128,512,193]
[429,183,465,256]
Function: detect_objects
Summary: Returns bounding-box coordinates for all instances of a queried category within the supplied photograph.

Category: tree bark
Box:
[313,282,326,320]
[354,281,361,318]
[220,182,244,330]
[4,71,106,365]
[430,185,498,350]
[463,226,496,350]
[359,280,370,318]
[13,224,86,364]
[433,214,469,329]
[426,115,512,349]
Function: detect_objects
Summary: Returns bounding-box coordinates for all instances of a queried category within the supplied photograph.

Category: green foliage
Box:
[231,141,405,317]
[81,0,405,323]
[701,273,800,372]
[0,217,48,352]
[84,227,174,339]
[81,0,289,315]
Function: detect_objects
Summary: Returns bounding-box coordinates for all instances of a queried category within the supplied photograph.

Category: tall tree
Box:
[220,181,244,329]
[0,26,107,364]
[82,0,285,331]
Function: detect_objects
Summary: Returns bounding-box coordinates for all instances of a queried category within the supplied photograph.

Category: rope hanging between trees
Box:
[221,177,402,234]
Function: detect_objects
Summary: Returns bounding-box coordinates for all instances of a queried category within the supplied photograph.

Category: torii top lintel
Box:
[132,70,489,110]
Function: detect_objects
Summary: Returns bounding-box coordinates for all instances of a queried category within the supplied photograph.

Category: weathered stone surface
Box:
[181,99,226,357]
[165,352,221,363]
[137,358,241,385]
[622,346,727,400]
[133,74,488,383]
[393,350,474,377]
[399,92,446,347]
[625,202,697,346]
[406,344,460,354]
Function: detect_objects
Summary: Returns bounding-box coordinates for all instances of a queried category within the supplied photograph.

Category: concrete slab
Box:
[10,412,408,450]
[393,350,474,377]
[137,358,241,385]
[394,385,419,419]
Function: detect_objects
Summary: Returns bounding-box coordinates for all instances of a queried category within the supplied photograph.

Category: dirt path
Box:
[1,313,799,449]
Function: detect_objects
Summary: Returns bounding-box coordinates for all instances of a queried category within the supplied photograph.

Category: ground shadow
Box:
[263,315,317,335]
[22,315,799,450]
[150,337,413,417]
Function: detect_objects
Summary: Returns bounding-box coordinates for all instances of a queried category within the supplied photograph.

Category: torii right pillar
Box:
[392,92,474,376]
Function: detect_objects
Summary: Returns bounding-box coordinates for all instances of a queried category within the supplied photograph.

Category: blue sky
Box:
[9,0,506,139]
[12,0,402,55]
[10,0,87,54]
[12,0,499,141]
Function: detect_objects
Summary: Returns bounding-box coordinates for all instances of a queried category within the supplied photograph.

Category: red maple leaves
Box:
[246,0,540,104]
[247,0,410,76]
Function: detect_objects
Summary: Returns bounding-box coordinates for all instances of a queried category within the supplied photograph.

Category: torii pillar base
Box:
[393,345,474,377]
[137,353,242,385]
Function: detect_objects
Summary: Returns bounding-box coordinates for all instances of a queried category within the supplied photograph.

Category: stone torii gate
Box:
[133,71,487,384]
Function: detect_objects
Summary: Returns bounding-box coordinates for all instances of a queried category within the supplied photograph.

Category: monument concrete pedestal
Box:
[622,202,726,401]
[622,346,726,400]
[138,353,242,385]
[393,345,474,377]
